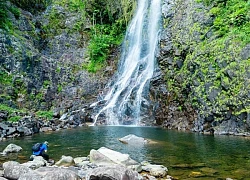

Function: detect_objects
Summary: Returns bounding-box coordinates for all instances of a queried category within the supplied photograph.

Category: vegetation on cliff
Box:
[83,0,136,72]
[0,0,136,122]
[162,0,250,130]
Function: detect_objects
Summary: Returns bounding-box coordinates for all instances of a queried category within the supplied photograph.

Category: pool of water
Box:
[1,126,250,179]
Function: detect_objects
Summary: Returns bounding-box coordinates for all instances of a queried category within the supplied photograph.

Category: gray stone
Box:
[241,44,250,60]
[55,155,75,167]
[119,134,148,144]
[3,161,31,179]
[0,177,8,180]
[141,162,168,177]
[22,156,46,169]
[85,165,143,180]
[2,144,22,155]
[19,172,43,180]
[90,147,141,171]
[35,167,80,180]
[74,157,89,167]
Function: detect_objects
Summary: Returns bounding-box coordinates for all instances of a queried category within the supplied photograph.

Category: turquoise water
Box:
[1,126,250,179]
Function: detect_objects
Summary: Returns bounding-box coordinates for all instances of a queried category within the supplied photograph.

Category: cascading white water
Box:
[92,0,162,126]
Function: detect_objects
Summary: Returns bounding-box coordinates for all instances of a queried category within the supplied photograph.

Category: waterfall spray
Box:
[92,0,162,126]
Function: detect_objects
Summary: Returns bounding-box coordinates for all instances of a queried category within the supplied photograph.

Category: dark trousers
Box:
[40,152,49,161]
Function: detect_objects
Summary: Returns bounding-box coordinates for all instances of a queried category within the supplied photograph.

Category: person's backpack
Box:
[32,143,42,152]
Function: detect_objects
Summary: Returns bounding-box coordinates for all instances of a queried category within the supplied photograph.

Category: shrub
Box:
[10,0,51,13]
[0,0,12,31]
[36,110,53,120]
[9,116,21,122]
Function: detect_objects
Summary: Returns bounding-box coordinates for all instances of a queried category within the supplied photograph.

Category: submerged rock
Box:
[141,161,168,177]
[119,134,149,144]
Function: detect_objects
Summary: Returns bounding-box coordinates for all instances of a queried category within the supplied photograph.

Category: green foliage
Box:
[43,0,135,72]
[35,92,44,101]
[9,6,20,19]
[57,85,63,92]
[207,0,250,37]
[0,0,12,31]
[166,0,250,121]
[56,0,86,12]
[42,7,65,37]
[85,0,136,26]
[9,116,21,122]
[36,110,53,120]
[209,7,220,16]
[43,80,51,88]
[0,104,25,116]
[85,23,124,72]
[88,34,112,63]
[10,0,51,13]
[0,70,12,85]
[0,104,16,114]
[53,0,87,34]
[83,0,136,72]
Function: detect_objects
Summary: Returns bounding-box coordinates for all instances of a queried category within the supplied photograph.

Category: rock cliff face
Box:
[154,0,250,135]
[1,0,249,136]
[0,1,116,118]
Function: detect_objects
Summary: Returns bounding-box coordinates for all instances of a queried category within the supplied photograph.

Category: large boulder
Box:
[55,155,75,167]
[12,166,81,180]
[0,177,8,180]
[2,144,22,155]
[3,161,32,179]
[22,156,47,169]
[18,172,43,180]
[73,157,89,167]
[89,147,141,172]
[89,149,114,166]
[85,165,143,180]
[35,167,80,180]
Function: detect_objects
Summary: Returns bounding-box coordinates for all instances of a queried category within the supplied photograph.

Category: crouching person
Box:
[32,141,49,161]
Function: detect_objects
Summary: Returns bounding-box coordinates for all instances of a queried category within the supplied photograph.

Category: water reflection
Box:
[1,126,250,179]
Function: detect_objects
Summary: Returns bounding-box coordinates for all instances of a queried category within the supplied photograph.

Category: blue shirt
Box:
[33,143,48,155]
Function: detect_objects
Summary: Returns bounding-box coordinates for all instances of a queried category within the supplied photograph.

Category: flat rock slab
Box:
[90,147,142,171]
[119,134,148,144]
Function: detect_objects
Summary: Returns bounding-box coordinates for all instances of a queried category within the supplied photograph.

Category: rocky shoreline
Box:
[0,102,96,141]
[0,138,171,180]
[2,104,250,142]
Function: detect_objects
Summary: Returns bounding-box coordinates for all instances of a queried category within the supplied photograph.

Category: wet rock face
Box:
[155,0,250,134]
[0,2,112,115]
[151,0,198,130]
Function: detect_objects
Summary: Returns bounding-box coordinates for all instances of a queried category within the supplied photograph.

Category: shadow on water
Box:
[1,126,250,179]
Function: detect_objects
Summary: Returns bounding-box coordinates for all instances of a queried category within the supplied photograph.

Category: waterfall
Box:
[92,0,162,126]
